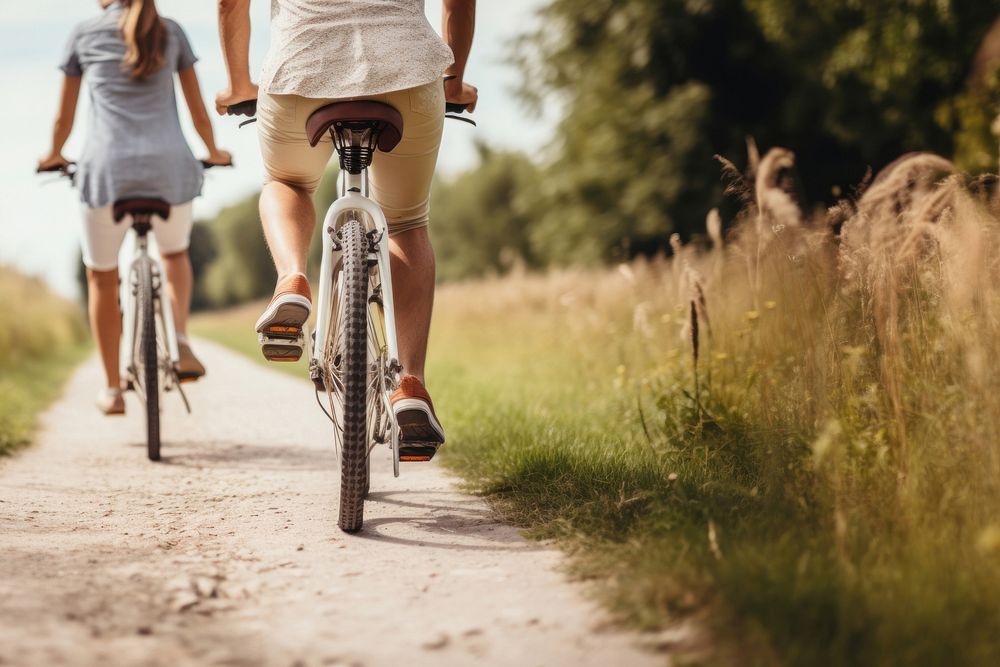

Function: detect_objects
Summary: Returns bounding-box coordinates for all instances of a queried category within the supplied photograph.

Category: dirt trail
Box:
[0,340,662,666]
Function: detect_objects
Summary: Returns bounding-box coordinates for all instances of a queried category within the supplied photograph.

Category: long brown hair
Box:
[119,0,166,80]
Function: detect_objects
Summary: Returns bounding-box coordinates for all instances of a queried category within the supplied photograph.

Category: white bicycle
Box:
[226,96,472,532]
[40,162,227,461]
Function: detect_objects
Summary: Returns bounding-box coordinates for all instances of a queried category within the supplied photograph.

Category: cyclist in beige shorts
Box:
[215,0,477,457]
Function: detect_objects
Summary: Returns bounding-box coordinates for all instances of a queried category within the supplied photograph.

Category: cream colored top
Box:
[260,0,455,99]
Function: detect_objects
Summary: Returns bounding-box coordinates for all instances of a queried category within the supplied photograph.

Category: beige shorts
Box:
[257,81,445,235]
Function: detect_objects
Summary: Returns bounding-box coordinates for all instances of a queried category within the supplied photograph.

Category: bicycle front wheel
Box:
[134,258,160,461]
[334,219,370,532]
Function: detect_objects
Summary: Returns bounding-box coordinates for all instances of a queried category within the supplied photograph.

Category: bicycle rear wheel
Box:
[333,219,370,532]
[134,258,160,461]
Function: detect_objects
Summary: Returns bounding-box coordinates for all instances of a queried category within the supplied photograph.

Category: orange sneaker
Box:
[255,273,312,362]
[391,375,445,462]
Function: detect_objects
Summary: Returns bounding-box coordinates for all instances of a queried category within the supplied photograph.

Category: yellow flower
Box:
[764,300,777,310]
[745,310,760,321]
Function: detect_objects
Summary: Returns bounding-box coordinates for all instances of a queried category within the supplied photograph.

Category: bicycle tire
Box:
[137,258,160,461]
[335,220,370,532]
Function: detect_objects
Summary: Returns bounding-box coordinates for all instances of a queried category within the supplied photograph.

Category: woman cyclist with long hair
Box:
[38,0,231,415]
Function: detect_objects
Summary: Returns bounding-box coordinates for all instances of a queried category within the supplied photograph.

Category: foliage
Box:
[516,0,999,261]
[430,143,541,280]
[200,192,274,307]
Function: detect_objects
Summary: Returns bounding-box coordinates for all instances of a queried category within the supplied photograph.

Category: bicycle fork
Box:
[311,170,403,475]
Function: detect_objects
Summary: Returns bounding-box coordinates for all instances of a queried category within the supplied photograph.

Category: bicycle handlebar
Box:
[36,162,76,175]
[201,160,233,169]
[225,99,258,118]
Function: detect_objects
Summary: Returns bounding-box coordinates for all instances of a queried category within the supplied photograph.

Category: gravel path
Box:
[0,340,661,666]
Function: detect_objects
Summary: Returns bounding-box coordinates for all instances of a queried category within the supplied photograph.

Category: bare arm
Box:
[216,0,258,114]
[442,0,478,110]
[38,75,81,170]
[178,66,231,164]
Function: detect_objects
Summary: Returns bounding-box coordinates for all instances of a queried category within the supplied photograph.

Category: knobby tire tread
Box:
[337,221,370,531]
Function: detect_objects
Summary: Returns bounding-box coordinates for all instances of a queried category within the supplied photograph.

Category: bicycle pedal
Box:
[259,332,304,362]
[398,443,439,462]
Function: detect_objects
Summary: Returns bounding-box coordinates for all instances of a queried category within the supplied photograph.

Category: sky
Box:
[0,0,553,297]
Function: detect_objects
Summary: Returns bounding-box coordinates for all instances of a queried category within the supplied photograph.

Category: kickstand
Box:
[175,374,193,414]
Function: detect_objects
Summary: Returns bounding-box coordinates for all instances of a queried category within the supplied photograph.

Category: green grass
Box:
[193,187,1000,666]
[0,344,91,454]
[0,266,90,455]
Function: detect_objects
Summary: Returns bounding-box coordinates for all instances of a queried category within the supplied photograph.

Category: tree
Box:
[430,143,541,280]
[517,0,999,263]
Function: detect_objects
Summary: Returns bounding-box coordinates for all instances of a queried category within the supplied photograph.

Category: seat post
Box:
[340,166,368,197]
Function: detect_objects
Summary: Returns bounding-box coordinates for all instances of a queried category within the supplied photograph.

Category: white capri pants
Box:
[80,201,194,271]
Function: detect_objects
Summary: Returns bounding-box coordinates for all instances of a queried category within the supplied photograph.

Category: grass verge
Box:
[0,267,90,455]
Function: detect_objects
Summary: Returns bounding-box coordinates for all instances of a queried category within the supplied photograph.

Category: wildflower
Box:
[764,300,777,310]
[745,310,760,321]
[667,472,678,481]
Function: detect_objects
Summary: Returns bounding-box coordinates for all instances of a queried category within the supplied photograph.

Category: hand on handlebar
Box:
[36,153,72,174]
[444,78,478,113]
[203,149,234,168]
[215,83,259,116]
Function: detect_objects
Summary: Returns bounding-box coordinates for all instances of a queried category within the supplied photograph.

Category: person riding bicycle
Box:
[39,0,232,415]
[215,0,478,459]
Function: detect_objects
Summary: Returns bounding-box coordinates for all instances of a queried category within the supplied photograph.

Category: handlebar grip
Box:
[445,102,470,114]
[36,162,76,174]
[226,99,258,117]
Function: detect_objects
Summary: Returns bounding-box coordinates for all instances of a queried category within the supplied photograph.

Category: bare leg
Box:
[86,268,122,390]
[259,181,316,280]
[389,226,435,383]
[160,250,192,336]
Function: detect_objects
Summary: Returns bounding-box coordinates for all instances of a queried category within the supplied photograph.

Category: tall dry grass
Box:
[0,266,88,453]
[428,147,1000,663]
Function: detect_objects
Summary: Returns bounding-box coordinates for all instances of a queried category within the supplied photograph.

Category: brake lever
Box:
[444,102,476,126]
[445,114,477,126]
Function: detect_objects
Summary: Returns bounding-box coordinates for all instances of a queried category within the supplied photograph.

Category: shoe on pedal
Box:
[391,375,445,461]
[177,339,206,381]
[256,273,312,362]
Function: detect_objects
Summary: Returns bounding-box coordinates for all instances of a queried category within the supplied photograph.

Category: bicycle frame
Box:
[311,168,403,475]
[119,226,180,385]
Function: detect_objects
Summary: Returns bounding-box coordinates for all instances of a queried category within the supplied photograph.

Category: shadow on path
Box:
[355,490,537,553]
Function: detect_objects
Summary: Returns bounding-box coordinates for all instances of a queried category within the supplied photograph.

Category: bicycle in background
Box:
[38,162,229,461]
